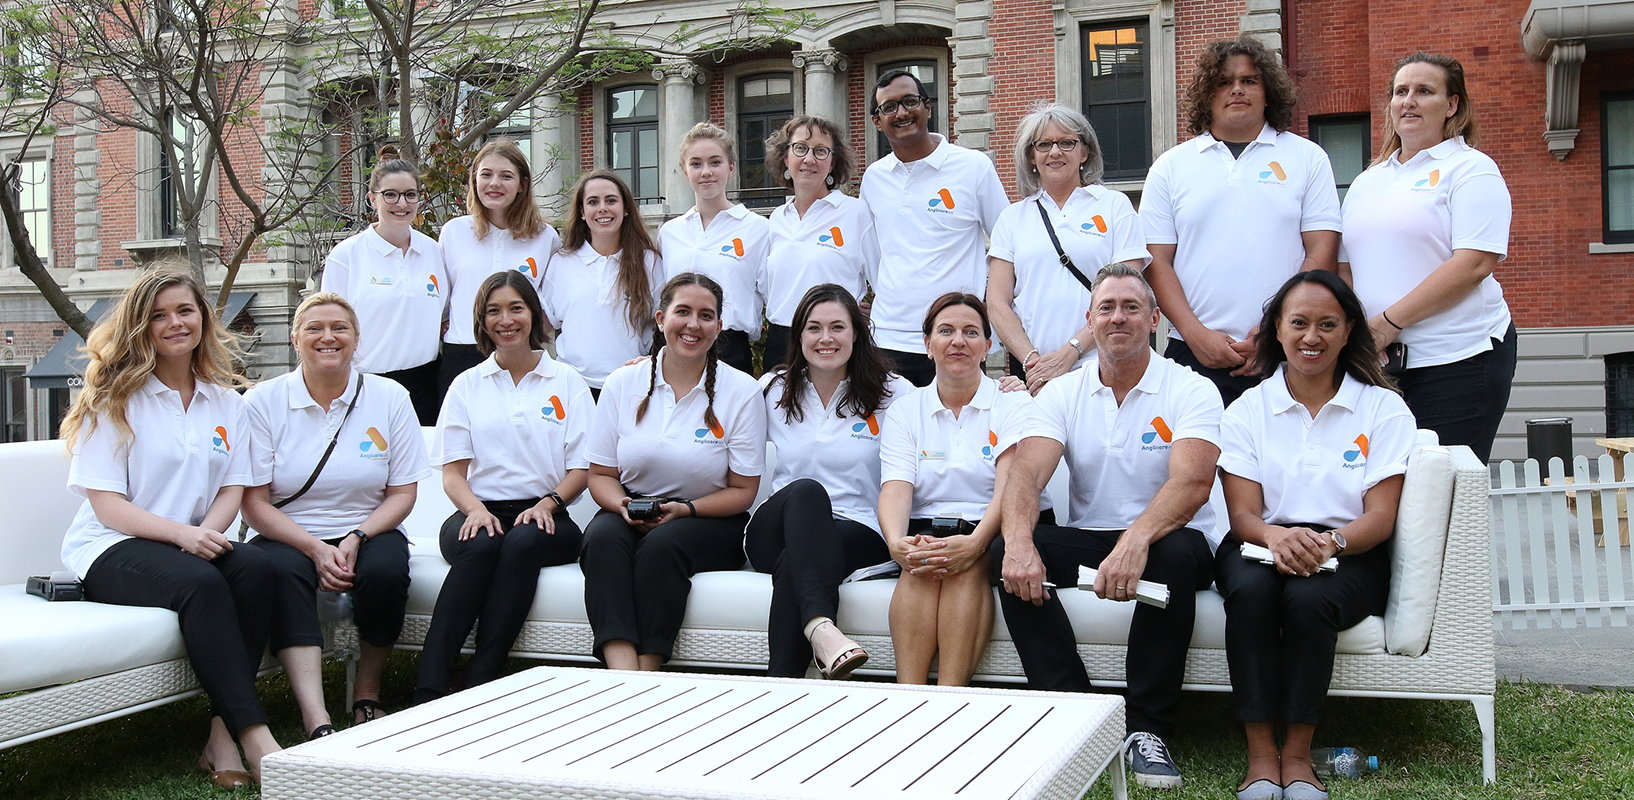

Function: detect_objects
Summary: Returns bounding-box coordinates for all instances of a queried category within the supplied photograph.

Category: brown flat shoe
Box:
[197,753,253,789]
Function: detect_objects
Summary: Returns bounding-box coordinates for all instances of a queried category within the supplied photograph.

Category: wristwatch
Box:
[1329,530,1348,554]
[1068,337,1084,356]
[345,529,367,545]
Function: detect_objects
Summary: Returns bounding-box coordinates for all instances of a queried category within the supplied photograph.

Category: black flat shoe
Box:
[307,723,338,741]
[352,698,387,726]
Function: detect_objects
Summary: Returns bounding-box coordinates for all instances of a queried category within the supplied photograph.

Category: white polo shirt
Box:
[1338,137,1513,368]
[989,186,1150,361]
[1141,123,1342,342]
[760,371,916,532]
[762,192,881,327]
[244,369,432,541]
[434,352,593,501]
[541,243,662,389]
[587,351,767,501]
[879,376,1049,521]
[1220,366,1416,529]
[438,215,561,346]
[321,226,448,374]
[861,134,1010,352]
[61,378,253,579]
[658,204,770,335]
[1030,351,1222,545]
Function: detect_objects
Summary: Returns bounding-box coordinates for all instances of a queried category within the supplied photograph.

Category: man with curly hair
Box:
[1141,35,1341,408]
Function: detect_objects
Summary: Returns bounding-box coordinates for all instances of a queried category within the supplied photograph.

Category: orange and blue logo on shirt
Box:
[850,413,880,438]
[1258,161,1288,183]
[1413,170,1442,191]
[1141,417,1174,450]
[1079,215,1108,235]
[927,188,956,213]
[1343,434,1369,468]
[981,429,998,457]
[542,396,566,423]
[359,427,389,460]
[694,419,726,442]
[426,275,440,297]
[518,257,540,279]
[719,239,746,258]
[211,426,230,455]
[818,227,845,248]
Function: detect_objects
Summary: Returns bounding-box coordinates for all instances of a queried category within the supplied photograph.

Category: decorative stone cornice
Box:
[792,49,849,73]
[652,62,708,85]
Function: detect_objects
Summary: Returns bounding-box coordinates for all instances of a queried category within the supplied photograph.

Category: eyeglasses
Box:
[373,189,420,204]
[1032,138,1082,153]
[789,142,833,160]
[874,95,927,117]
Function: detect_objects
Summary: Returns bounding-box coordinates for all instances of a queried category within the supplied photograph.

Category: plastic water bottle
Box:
[1311,747,1379,779]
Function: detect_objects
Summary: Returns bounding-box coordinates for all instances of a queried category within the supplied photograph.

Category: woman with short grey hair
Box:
[987,102,1150,393]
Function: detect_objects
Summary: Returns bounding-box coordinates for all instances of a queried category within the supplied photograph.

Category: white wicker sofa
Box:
[0,430,1496,782]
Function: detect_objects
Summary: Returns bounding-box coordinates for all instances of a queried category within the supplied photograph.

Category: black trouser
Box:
[1395,323,1516,463]
[1165,339,1259,408]
[83,537,274,733]
[580,509,749,662]
[379,358,442,427]
[248,530,411,650]
[1213,532,1392,725]
[437,343,485,402]
[744,480,891,677]
[414,501,582,703]
[717,329,756,375]
[881,347,937,387]
[990,524,1213,738]
[762,324,793,374]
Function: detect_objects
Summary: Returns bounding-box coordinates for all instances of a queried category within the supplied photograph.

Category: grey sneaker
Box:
[1123,731,1183,789]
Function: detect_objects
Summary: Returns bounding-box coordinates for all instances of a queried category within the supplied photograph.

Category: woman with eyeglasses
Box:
[321,147,449,425]
[758,116,879,371]
[987,103,1149,394]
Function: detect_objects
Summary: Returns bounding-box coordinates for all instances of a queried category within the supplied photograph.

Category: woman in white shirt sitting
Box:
[748,284,912,678]
[414,272,594,703]
[542,169,662,398]
[878,293,1043,686]
[437,137,561,397]
[1215,270,1416,800]
[58,267,280,786]
[243,293,431,736]
[581,272,768,670]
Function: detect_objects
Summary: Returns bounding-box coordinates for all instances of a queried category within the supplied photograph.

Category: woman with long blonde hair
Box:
[58,267,282,786]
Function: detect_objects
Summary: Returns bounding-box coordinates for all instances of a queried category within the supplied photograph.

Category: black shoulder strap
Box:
[273,376,364,509]
[1036,199,1095,293]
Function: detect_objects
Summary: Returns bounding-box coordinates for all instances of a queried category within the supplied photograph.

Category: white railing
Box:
[1490,454,1634,629]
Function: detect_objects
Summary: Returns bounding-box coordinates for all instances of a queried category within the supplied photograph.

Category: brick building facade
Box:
[2,0,1630,460]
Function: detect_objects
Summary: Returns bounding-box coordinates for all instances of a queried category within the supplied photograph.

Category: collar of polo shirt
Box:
[890,133,954,171]
[288,367,362,410]
[928,374,998,414]
[1265,364,1365,416]
[1392,134,1468,167]
[364,224,423,256]
[478,351,557,380]
[1195,121,1278,153]
[1087,349,1165,397]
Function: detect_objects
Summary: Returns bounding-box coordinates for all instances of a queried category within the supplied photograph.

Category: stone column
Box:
[530,91,571,214]
[655,61,707,215]
[794,49,849,137]
[72,88,101,272]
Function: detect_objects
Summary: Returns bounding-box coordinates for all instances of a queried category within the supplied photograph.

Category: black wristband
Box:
[346,528,367,544]
[1381,309,1404,330]
[684,499,698,519]
[544,491,565,511]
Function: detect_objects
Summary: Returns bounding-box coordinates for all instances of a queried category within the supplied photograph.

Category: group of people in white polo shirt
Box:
[52,33,1509,800]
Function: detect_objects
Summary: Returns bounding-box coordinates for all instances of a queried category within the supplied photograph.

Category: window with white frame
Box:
[5,32,46,101]
[158,108,207,239]
[736,73,793,209]
[607,85,660,204]
[1604,93,1634,244]
[9,158,49,266]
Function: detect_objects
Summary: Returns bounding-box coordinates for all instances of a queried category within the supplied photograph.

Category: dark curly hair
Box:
[1184,36,1297,136]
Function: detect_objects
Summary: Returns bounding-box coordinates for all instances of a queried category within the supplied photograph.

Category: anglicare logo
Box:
[1413,170,1442,191]
[542,396,566,422]
[359,427,389,460]
[1257,161,1288,184]
[694,419,726,441]
[927,188,956,213]
[1080,215,1108,235]
[1140,417,1173,450]
[981,430,998,457]
[426,275,440,296]
[851,413,880,437]
[818,227,845,248]
[1343,434,1369,468]
[719,239,746,258]
[211,426,231,455]
[518,257,540,279]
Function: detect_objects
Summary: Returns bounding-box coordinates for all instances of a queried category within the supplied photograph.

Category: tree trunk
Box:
[0,169,91,338]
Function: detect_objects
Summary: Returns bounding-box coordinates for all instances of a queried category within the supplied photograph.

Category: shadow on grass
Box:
[4,666,1631,799]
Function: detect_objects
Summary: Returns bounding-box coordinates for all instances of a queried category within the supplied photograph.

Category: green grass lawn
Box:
[3,655,1630,799]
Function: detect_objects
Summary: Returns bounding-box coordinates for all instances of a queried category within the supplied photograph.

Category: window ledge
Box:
[1588,242,1634,254]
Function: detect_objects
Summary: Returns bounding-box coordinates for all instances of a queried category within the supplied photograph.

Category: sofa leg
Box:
[1471,694,1496,784]
[1110,747,1128,800]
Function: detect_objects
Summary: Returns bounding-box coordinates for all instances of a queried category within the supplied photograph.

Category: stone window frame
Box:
[1052,0,1176,194]
[861,47,951,165]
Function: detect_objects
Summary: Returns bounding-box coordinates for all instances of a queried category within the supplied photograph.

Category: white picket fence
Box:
[1490,454,1634,629]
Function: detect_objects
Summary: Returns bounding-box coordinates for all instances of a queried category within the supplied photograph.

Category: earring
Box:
[825,174,835,187]
[784,169,791,180]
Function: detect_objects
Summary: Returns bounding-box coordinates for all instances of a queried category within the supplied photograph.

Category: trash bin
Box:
[1526,417,1573,467]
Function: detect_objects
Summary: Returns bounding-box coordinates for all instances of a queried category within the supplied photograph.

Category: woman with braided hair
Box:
[579,272,768,670]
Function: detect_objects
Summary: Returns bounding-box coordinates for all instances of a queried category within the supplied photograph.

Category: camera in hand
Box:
[627,497,664,521]
[930,517,975,536]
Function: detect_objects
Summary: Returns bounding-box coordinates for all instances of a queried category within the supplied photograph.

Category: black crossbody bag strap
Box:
[1036,199,1095,293]
[273,377,364,509]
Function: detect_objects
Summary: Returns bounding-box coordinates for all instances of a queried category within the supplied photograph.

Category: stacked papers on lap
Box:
[1077,566,1170,608]
[1240,542,1338,572]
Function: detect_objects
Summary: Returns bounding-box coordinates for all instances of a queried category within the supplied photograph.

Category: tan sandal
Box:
[197,752,253,789]
[809,621,868,680]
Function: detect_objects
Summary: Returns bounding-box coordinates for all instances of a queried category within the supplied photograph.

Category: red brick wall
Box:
[990,0,1056,199]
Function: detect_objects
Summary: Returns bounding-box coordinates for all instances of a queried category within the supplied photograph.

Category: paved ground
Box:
[1494,616,1634,689]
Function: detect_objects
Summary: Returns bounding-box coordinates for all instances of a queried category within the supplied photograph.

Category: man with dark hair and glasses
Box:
[860,68,1009,387]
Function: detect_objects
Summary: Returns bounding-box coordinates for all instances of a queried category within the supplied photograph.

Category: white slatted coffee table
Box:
[262,666,1127,800]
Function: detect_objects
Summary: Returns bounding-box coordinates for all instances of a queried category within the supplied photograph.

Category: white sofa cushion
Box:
[0,440,80,585]
[1384,434,1456,656]
[0,584,186,694]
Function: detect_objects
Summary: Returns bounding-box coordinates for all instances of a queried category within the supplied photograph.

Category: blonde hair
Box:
[60,268,250,451]
[290,292,360,367]
[465,137,547,241]
[679,122,736,164]
[1373,52,1478,166]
